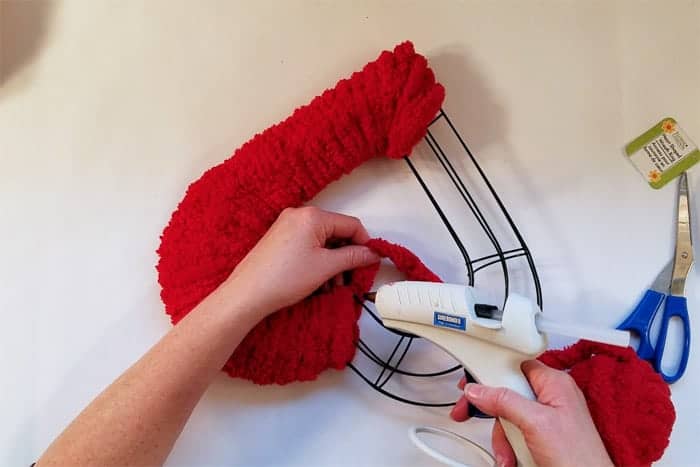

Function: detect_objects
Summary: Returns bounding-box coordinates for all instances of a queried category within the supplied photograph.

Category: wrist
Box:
[213,275,273,323]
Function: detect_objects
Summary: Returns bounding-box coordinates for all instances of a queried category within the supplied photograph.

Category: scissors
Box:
[618,172,694,383]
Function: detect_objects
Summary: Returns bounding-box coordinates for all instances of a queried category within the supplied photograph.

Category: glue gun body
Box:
[375,281,547,355]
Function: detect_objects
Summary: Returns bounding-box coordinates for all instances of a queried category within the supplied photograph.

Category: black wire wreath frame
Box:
[348,108,542,416]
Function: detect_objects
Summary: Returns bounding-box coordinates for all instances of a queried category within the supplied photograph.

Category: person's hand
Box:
[450,360,613,467]
[220,206,380,318]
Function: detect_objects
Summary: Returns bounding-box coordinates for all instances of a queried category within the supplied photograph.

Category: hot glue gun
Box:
[369,281,630,467]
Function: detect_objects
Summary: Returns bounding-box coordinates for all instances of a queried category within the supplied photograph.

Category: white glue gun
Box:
[371,281,630,467]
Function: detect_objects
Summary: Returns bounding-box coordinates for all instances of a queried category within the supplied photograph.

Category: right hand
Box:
[450,360,613,467]
[220,206,380,318]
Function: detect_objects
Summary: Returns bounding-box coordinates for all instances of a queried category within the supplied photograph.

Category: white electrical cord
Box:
[408,426,495,467]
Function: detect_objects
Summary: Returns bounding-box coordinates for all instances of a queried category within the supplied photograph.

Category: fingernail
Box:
[465,383,485,399]
[360,247,381,261]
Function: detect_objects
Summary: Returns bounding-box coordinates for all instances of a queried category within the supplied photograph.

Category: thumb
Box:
[323,245,380,275]
[463,383,545,433]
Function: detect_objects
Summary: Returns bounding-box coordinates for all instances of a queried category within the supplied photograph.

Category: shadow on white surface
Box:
[430,46,507,156]
[0,0,53,92]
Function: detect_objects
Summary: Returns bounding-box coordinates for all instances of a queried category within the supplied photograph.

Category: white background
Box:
[2,1,699,465]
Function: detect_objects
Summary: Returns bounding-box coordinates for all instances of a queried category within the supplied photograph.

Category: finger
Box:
[463,383,545,431]
[333,273,344,287]
[318,210,371,244]
[492,420,517,467]
[449,395,470,422]
[457,376,466,390]
[521,360,557,395]
[521,360,579,404]
[323,245,380,275]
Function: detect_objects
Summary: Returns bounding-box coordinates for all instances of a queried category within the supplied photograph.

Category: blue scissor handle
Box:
[617,289,665,360]
[653,295,691,383]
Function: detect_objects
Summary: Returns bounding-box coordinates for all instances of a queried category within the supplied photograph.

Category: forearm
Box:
[38,279,261,466]
[37,207,379,466]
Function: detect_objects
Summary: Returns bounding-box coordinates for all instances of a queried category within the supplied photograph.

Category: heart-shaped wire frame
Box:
[348,108,543,416]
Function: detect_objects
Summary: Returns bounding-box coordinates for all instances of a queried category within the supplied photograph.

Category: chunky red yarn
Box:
[538,341,675,466]
[157,42,445,384]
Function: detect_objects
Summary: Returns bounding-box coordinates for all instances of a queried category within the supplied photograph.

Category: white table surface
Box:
[2,1,699,465]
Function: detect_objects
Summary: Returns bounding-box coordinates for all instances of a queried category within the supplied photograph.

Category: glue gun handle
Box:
[501,419,536,467]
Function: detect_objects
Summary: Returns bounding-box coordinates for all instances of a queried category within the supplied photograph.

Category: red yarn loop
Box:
[538,341,675,466]
[362,238,442,284]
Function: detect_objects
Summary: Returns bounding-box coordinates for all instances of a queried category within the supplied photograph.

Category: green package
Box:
[626,117,699,189]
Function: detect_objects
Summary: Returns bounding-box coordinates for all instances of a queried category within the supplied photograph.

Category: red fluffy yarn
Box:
[538,341,675,466]
[157,42,445,384]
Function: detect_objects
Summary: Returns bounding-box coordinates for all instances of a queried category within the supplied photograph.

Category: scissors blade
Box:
[650,261,674,293]
[671,172,694,296]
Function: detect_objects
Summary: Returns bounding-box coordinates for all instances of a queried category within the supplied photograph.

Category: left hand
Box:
[221,206,381,318]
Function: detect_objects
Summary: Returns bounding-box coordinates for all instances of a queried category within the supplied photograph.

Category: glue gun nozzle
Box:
[364,292,376,303]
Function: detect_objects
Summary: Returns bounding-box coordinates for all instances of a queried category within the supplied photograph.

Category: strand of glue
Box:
[406,325,631,467]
